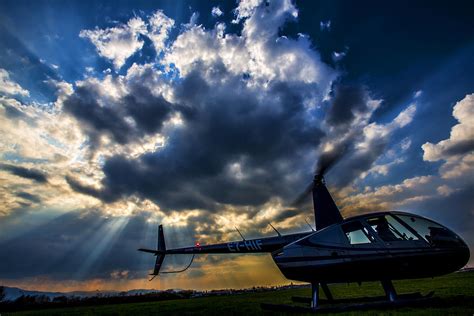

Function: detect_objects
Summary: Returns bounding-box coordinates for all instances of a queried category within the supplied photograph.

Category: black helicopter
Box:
[139,158,470,311]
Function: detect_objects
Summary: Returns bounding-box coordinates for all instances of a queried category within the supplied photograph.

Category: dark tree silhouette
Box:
[0,285,5,302]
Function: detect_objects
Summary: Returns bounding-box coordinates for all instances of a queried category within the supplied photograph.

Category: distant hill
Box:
[2,286,162,301]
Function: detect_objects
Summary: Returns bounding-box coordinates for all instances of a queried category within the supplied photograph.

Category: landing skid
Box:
[290,291,435,305]
[261,281,435,313]
[261,292,435,313]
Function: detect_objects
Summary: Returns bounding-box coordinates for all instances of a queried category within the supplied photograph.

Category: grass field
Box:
[7,271,474,315]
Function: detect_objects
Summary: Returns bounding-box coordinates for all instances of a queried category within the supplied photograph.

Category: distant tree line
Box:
[0,289,193,313]
[0,286,5,302]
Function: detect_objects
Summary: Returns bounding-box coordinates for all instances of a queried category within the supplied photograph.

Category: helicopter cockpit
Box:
[389,213,464,247]
[305,212,464,249]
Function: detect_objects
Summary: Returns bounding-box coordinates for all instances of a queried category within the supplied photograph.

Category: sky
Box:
[0,0,473,292]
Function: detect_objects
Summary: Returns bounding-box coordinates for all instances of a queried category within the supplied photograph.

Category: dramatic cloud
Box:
[79,10,175,70]
[422,94,474,161]
[0,68,29,97]
[0,163,48,183]
[147,10,175,54]
[65,0,335,212]
[64,0,419,216]
[80,17,147,69]
[211,6,223,18]
[418,93,474,200]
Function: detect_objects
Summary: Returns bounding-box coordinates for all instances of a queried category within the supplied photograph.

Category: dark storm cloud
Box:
[63,86,133,146]
[325,85,369,128]
[0,163,47,183]
[66,67,326,211]
[2,103,27,120]
[122,89,173,134]
[441,139,474,158]
[62,82,174,149]
[65,176,112,201]
[15,191,41,203]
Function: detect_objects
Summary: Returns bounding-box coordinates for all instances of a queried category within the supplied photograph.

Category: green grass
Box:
[7,271,474,315]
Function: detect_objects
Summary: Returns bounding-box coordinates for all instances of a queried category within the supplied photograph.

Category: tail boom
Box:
[139,224,311,278]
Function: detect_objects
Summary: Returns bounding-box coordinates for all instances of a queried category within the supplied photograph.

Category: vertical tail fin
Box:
[157,224,166,251]
[150,225,166,279]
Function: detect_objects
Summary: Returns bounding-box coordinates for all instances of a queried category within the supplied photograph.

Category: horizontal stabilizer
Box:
[138,248,161,254]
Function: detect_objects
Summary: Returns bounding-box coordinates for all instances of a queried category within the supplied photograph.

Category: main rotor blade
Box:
[315,144,348,176]
[290,181,313,207]
[290,140,349,208]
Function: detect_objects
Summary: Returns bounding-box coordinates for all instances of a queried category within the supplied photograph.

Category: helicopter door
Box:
[341,220,381,253]
[340,221,386,277]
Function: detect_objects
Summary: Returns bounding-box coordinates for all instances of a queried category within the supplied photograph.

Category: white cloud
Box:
[165,0,334,93]
[422,93,474,162]
[437,184,455,196]
[439,152,474,180]
[339,175,436,216]
[362,158,404,178]
[421,93,474,183]
[44,79,74,109]
[232,0,263,23]
[332,51,346,62]
[0,69,29,97]
[357,103,416,152]
[211,6,224,17]
[148,10,175,54]
[393,103,417,127]
[184,12,200,29]
[320,20,331,31]
[79,17,147,70]
[400,137,412,151]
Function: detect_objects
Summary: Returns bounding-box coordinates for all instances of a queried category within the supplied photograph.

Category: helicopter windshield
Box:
[394,214,462,246]
[366,215,418,242]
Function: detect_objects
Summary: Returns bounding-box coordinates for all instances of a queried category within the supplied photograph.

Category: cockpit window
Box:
[366,215,418,242]
[395,214,460,246]
[342,221,375,245]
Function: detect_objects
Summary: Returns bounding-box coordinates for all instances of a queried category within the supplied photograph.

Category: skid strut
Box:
[311,282,320,309]
[381,280,397,302]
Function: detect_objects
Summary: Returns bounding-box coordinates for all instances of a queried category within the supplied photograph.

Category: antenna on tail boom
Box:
[235,227,246,240]
[268,223,282,238]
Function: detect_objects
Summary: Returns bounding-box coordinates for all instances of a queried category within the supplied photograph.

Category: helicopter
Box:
[139,157,470,311]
